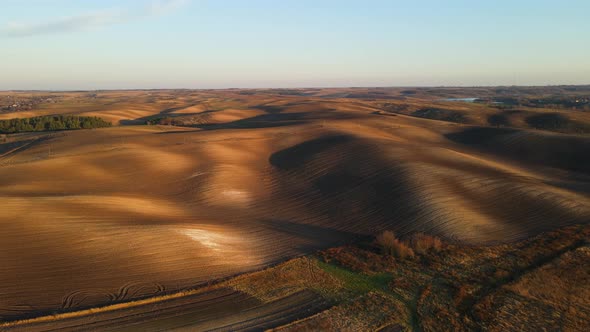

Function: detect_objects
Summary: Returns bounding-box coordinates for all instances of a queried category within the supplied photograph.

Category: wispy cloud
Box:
[2,9,125,37]
[0,0,190,37]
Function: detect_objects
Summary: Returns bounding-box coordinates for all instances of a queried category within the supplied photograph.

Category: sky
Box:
[1,0,589,90]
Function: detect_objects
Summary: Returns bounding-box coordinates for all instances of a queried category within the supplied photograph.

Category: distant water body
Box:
[444,98,479,102]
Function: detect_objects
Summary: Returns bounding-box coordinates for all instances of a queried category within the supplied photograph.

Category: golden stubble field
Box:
[0,89,589,323]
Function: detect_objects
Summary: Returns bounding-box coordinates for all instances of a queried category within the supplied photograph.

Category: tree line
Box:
[0,115,112,134]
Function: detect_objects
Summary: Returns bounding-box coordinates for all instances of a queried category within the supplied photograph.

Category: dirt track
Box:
[3,288,329,332]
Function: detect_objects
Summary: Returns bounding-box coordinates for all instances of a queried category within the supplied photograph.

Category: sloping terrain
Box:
[4,226,588,331]
[0,88,589,328]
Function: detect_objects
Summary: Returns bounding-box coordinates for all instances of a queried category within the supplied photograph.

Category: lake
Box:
[444,98,479,102]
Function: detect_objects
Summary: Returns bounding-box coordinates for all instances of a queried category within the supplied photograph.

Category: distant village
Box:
[525,96,590,110]
[481,95,590,111]
[0,95,61,113]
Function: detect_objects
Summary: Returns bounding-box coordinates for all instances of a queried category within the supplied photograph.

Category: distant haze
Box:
[1,0,589,90]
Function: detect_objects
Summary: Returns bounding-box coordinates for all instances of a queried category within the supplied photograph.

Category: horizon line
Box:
[2,83,590,93]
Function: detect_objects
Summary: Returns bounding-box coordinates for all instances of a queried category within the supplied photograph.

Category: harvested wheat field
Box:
[1,87,589,330]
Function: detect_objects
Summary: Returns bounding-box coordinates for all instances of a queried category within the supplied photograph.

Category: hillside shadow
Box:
[255,105,285,114]
[266,135,430,237]
[258,219,365,252]
[412,108,469,124]
[487,114,511,127]
[0,134,55,157]
[194,113,309,131]
[119,103,207,125]
[446,127,590,174]
[526,113,590,134]
[445,127,518,145]
[269,135,353,170]
[120,111,207,126]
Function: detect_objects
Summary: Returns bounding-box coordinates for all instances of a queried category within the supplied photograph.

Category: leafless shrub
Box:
[376,231,415,259]
[408,233,442,255]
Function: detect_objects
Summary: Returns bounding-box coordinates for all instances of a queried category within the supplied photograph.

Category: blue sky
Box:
[1,0,589,89]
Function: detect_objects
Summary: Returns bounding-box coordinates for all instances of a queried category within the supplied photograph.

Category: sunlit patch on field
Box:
[177,228,226,250]
[175,226,261,268]
[221,189,251,204]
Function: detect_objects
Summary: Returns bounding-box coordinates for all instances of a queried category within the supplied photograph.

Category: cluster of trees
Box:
[146,117,175,126]
[0,115,112,134]
[529,97,590,111]
[488,97,590,111]
[145,117,190,126]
